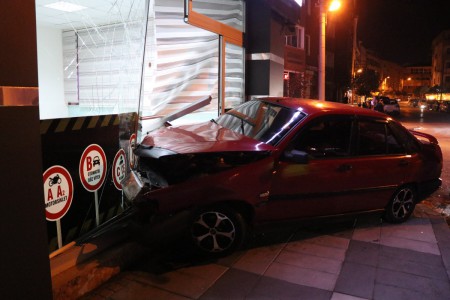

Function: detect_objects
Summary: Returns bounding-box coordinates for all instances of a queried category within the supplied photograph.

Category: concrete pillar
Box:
[0,1,53,299]
[246,0,286,98]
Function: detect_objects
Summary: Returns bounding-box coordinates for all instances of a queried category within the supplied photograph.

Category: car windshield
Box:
[216,100,306,146]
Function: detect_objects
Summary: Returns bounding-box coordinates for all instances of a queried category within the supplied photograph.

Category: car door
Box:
[260,115,359,222]
[343,117,413,211]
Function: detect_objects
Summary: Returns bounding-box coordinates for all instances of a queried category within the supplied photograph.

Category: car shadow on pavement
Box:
[128,212,384,276]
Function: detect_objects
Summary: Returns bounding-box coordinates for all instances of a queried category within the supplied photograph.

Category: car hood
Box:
[140,121,275,154]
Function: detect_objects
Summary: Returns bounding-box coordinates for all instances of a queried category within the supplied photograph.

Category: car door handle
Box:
[337,164,353,172]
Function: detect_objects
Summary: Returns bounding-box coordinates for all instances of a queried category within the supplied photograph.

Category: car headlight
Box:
[121,170,144,202]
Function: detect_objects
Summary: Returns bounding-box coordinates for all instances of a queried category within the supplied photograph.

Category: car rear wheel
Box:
[384,185,416,223]
[190,206,247,257]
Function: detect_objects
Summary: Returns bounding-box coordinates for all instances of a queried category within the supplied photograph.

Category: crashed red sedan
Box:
[122,98,442,256]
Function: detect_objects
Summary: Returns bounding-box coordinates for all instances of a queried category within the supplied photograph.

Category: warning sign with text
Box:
[43,165,74,221]
[79,144,107,192]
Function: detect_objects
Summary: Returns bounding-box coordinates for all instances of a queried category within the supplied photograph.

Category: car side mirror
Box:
[284,149,309,164]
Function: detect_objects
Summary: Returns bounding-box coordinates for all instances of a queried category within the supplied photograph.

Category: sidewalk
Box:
[78,203,450,300]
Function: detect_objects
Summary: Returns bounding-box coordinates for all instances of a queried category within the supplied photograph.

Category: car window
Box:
[289,117,353,159]
[217,100,306,146]
[357,120,405,155]
[388,121,420,154]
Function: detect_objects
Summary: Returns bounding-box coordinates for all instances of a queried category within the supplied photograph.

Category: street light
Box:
[318,0,341,100]
[382,76,390,92]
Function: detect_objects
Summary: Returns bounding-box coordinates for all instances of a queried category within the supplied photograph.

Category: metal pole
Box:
[351,16,358,104]
[319,1,326,100]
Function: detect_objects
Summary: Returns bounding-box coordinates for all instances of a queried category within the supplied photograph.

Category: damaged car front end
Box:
[121,99,306,255]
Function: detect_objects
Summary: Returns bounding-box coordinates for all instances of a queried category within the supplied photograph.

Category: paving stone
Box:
[301,235,350,250]
[264,261,338,291]
[334,262,376,299]
[127,265,228,299]
[380,236,440,255]
[352,226,381,243]
[276,249,343,274]
[233,243,285,275]
[376,268,450,299]
[437,245,450,279]
[104,279,189,300]
[431,219,450,244]
[379,253,446,280]
[199,269,260,300]
[380,220,437,243]
[345,240,380,267]
[330,292,369,300]
[247,275,331,300]
[285,240,347,261]
[373,283,442,300]
[380,244,443,266]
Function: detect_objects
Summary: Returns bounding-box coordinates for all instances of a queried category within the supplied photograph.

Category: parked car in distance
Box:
[408,98,420,107]
[439,101,450,113]
[382,98,401,116]
[122,98,442,257]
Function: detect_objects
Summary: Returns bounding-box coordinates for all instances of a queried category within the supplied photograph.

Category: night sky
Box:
[356,0,450,66]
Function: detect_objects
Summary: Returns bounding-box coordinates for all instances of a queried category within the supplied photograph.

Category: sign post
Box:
[43,165,74,249]
[79,144,107,226]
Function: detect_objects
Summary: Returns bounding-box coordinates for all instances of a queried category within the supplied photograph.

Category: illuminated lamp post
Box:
[382,76,390,92]
[318,0,341,100]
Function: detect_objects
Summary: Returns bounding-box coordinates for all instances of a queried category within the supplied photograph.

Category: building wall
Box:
[432,30,450,90]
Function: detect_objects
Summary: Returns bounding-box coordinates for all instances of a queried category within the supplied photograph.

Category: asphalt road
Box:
[397,102,450,217]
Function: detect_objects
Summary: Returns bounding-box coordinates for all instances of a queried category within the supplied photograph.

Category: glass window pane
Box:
[142,0,219,131]
[293,117,352,158]
[357,121,386,155]
[36,0,148,119]
[225,43,244,110]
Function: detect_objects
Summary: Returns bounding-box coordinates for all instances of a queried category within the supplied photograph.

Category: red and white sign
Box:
[129,133,137,168]
[112,149,127,190]
[43,165,74,221]
[79,144,107,192]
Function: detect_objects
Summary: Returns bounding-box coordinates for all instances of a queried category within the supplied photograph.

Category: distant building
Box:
[402,66,432,96]
[356,43,403,95]
[431,29,450,91]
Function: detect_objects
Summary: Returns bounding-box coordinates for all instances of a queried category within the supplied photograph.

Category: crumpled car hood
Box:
[140,121,275,154]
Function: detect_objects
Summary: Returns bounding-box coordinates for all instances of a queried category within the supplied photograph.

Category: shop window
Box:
[36,0,148,119]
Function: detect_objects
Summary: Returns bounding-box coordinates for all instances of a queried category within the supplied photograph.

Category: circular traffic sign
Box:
[112,149,127,190]
[79,144,107,192]
[43,165,74,221]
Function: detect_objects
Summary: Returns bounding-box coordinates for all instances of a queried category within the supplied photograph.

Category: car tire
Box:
[189,206,247,257]
[384,185,416,223]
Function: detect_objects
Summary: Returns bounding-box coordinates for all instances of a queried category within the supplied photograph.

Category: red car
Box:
[122,98,442,256]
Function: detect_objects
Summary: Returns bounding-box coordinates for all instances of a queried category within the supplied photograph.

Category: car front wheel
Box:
[190,206,247,257]
[384,185,416,223]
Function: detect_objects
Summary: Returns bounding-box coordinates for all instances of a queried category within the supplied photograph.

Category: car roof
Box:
[257,97,388,119]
